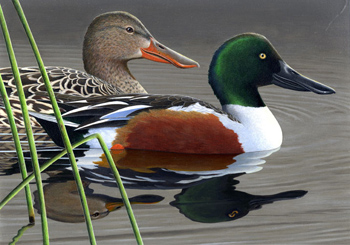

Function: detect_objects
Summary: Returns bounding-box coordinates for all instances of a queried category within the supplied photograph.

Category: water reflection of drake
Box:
[84,149,275,189]
[2,147,306,223]
[170,175,306,223]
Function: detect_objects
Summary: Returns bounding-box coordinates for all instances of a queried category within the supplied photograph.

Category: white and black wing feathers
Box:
[59,94,235,130]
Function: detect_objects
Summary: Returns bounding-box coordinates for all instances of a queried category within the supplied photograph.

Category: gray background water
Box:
[0,0,349,244]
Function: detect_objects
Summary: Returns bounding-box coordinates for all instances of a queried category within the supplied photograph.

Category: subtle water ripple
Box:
[1,1,349,244]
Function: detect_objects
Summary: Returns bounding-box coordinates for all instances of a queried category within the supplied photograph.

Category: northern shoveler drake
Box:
[32,33,335,154]
[0,11,198,126]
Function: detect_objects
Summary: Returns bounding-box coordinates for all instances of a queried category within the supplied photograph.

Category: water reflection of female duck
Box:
[32,33,335,154]
[33,180,163,223]
[0,11,198,126]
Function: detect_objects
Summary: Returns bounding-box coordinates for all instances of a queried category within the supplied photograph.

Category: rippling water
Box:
[0,0,349,244]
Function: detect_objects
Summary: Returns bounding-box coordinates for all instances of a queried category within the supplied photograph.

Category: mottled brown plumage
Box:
[0,11,198,127]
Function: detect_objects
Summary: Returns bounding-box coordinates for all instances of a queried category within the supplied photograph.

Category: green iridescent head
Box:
[208,33,335,107]
[209,33,282,107]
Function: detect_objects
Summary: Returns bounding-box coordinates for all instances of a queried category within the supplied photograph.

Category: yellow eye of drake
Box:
[228,210,239,218]
[259,53,267,59]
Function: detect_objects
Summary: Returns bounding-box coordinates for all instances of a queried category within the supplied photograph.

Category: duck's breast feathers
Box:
[113,108,244,154]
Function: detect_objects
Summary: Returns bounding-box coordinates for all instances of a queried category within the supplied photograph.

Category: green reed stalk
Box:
[0,74,35,224]
[96,136,143,244]
[0,5,49,243]
[9,223,35,245]
[11,0,96,243]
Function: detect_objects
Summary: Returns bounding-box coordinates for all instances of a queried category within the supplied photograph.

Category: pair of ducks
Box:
[1,11,335,154]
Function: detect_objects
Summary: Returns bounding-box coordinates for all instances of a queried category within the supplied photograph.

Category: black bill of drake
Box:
[141,37,199,68]
[272,60,335,94]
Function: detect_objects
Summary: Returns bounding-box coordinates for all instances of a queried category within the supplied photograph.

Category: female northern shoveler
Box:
[32,33,335,154]
[0,11,198,126]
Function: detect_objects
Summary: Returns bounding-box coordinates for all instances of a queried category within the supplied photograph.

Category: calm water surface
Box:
[0,0,349,244]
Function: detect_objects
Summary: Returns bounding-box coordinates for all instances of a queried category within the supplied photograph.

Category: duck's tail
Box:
[29,111,88,147]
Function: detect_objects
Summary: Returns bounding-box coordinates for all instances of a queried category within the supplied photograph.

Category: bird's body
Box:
[31,33,335,154]
[0,11,198,126]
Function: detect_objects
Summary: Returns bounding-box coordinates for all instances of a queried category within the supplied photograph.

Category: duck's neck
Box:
[209,71,265,108]
[84,57,147,94]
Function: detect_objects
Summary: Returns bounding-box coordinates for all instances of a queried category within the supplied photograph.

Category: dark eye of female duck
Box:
[91,211,100,218]
[125,26,134,34]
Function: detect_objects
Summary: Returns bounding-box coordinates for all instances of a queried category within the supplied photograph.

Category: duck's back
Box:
[0,66,123,98]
